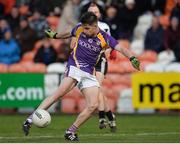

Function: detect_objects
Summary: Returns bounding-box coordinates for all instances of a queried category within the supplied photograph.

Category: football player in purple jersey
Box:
[23,12,140,141]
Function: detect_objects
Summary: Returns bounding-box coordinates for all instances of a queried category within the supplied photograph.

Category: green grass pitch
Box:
[0,114,180,143]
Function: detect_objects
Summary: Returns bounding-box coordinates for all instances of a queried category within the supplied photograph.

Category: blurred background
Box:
[0,0,180,115]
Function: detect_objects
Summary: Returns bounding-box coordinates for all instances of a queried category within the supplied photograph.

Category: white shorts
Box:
[67,66,100,90]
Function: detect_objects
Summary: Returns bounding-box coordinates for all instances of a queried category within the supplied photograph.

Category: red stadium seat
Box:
[108,61,126,73]
[111,84,129,93]
[61,97,77,113]
[118,61,137,73]
[8,63,27,73]
[0,63,8,73]
[21,51,35,62]
[103,75,113,87]
[107,73,131,87]
[138,50,158,62]
[26,63,46,73]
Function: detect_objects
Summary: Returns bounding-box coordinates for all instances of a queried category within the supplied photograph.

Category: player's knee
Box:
[87,103,98,113]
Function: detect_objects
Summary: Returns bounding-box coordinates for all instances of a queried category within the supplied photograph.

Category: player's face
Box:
[88,6,101,20]
[82,23,98,37]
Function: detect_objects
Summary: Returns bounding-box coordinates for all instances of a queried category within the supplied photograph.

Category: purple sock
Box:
[67,124,78,133]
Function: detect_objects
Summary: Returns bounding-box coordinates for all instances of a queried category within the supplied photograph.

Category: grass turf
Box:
[0,114,180,143]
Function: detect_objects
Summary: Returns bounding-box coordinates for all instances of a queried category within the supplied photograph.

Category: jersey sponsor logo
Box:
[88,38,93,43]
[96,40,101,46]
[78,39,100,52]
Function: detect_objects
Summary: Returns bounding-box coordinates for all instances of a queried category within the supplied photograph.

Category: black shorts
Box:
[95,53,108,75]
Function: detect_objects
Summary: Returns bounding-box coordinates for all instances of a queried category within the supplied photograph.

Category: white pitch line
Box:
[0,132,180,140]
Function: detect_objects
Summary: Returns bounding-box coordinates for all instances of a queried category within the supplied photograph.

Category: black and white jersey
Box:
[98,21,111,36]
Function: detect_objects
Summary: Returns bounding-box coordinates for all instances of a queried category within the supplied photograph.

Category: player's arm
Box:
[114,44,140,70]
[70,37,77,49]
[44,28,71,39]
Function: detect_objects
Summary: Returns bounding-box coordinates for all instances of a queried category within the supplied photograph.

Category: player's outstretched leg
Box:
[22,77,76,136]
[64,125,79,141]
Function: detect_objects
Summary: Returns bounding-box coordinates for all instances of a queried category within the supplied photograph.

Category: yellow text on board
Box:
[132,72,180,109]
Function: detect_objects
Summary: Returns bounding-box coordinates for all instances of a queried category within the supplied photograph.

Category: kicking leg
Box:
[23,76,77,136]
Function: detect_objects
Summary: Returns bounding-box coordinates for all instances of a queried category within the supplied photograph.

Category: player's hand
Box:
[109,50,117,60]
[44,28,57,38]
[130,56,140,70]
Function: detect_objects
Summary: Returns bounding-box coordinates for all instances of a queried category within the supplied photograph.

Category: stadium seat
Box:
[61,97,77,113]
[26,63,46,73]
[130,39,144,55]
[107,73,131,86]
[165,62,180,72]
[102,76,113,87]
[133,13,152,40]
[111,84,129,94]
[140,60,154,71]
[119,61,137,73]
[47,62,66,73]
[144,62,165,72]
[21,51,35,62]
[138,14,153,25]
[158,50,175,65]
[108,61,125,73]
[117,88,135,113]
[138,50,158,62]
[8,63,27,73]
[0,63,8,73]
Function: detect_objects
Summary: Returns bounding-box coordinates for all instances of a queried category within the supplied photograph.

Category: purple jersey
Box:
[67,23,118,74]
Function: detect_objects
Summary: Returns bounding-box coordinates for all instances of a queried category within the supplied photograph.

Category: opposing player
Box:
[71,3,117,132]
[22,12,140,141]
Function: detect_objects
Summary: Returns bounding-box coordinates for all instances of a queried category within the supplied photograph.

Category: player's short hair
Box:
[80,12,98,25]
